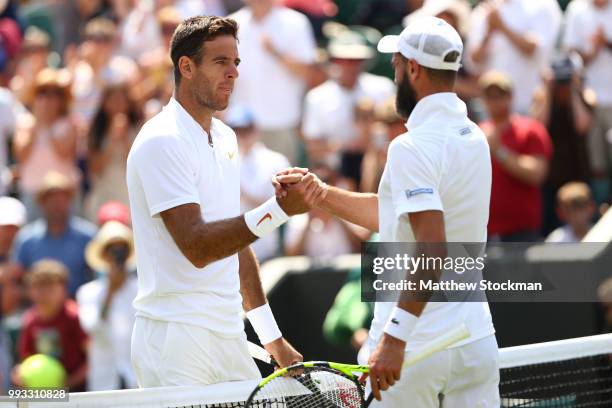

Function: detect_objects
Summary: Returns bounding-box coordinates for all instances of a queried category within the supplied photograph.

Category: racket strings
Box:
[251,367,365,408]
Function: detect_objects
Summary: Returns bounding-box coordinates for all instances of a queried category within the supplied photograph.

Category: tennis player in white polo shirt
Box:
[277,17,500,406]
[127,16,324,387]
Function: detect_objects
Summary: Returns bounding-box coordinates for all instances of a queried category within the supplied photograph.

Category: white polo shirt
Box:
[230,6,317,130]
[466,0,561,113]
[127,98,243,336]
[370,92,495,351]
[563,0,612,106]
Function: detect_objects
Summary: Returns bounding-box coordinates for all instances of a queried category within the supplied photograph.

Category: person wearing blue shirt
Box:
[12,172,96,296]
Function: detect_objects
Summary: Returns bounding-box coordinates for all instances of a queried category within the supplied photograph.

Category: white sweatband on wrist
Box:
[244,197,289,238]
[247,303,282,345]
[383,307,418,343]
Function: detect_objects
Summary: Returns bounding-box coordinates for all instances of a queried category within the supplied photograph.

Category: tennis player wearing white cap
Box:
[277,16,499,406]
[127,16,324,387]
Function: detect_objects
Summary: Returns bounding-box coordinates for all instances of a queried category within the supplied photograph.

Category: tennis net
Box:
[7,333,612,407]
[500,333,612,407]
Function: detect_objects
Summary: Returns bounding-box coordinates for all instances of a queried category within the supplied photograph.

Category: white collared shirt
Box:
[371,92,495,350]
[564,0,612,106]
[127,98,243,336]
[466,0,562,112]
[230,6,317,130]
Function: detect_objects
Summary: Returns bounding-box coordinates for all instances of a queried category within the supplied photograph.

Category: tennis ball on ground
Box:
[20,354,66,388]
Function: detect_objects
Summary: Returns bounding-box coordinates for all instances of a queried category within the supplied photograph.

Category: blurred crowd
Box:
[0,0,611,392]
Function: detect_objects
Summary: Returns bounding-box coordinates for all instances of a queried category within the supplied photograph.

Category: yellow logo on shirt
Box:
[228,151,236,160]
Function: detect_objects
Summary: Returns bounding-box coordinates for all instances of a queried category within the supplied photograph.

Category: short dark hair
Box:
[170,15,239,86]
[422,51,460,87]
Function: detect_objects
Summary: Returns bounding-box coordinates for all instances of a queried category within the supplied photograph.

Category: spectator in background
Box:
[12,172,96,296]
[302,31,394,186]
[467,0,561,114]
[546,182,595,243]
[14,259,88,391]
[284,165,369,258]
[0,197,27,391]
[0,12,22,81]
[69,18,139,129]
[12,68,79,219]
[0,196,25,263]
[84,84,142,222]
[564,0,612,204]
[77,221,137,390]
[281,0,338,41]
[0,196,26,319]
[230,0,318,164]
[96,201,131,227]
[9,27,54,108]
[531,53,594,233]
[116,0,161,62]
[479,72,552,242]
[404,0,482,121]
[137,6,180,113]
[359,97,405,193]
[0,86,21,196]
[227,105,289,262]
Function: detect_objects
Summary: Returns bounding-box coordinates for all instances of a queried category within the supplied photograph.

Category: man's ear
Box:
[179,56,194,80]
[408,59,419,81]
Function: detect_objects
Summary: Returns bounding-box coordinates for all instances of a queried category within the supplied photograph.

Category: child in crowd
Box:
[14,259,88,390]
[546,182,596,243]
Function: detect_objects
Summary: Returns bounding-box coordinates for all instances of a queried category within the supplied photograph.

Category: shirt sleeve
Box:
[132,135,200,217]
[387,139,444,220]
[524,120,553,160]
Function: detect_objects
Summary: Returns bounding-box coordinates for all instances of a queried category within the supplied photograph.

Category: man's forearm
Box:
[162,205,259,269]
[188,217,258,268]
[497,151,548,186]
[238,246,266,311]
[500,25,537,55]
[319,186,379,232]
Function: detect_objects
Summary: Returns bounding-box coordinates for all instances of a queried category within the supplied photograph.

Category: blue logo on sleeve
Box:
[405,188,434,199]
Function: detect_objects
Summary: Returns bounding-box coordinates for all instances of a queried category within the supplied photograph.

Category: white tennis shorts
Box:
[367,335,500,408]
[131,316,260,387]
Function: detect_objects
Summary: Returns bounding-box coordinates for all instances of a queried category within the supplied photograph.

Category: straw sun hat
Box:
[85,221,136,272]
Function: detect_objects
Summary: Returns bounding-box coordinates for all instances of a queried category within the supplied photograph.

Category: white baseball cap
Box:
[0,196,27,227]
[377,16,463,72]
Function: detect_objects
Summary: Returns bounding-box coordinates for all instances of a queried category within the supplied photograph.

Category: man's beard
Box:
[395,71,418,119]
[192,80,227,112]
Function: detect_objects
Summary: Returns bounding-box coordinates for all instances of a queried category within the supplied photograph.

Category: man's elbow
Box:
[187,254,210,269]
[181,248,210,269]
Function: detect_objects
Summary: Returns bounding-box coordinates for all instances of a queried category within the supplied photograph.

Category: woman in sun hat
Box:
[77,220,138,390]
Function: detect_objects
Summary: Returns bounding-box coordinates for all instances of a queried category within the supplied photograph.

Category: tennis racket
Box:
[244,324,470,408]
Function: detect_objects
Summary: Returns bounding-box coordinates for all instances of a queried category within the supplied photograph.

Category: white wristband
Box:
[247,303,282,345]
[383,307,418,343]
[244,197,289,238]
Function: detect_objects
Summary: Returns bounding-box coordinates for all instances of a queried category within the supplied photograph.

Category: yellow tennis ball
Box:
[20,354,66,388]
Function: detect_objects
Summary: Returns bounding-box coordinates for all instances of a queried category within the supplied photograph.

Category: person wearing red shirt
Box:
[14,259,88,391]
[479,71,553,241]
